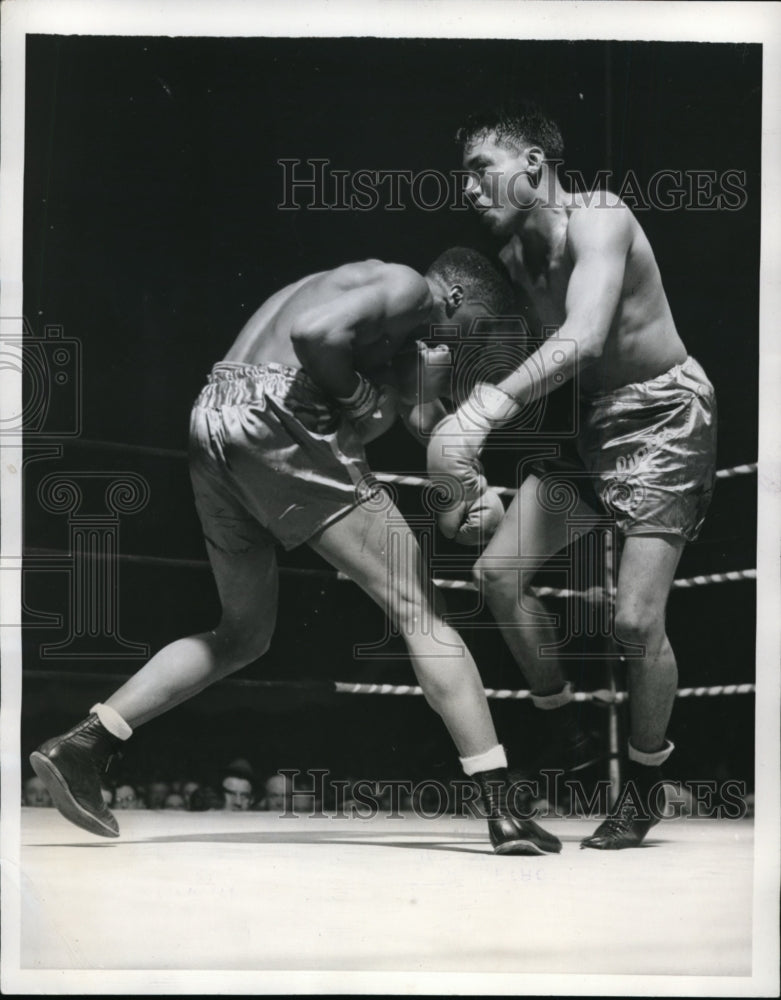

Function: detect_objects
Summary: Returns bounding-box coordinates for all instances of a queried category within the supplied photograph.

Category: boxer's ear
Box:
[525,145,544,187]
[446,284,465,317]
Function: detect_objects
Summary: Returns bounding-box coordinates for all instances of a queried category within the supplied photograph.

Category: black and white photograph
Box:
[1,0,779,995]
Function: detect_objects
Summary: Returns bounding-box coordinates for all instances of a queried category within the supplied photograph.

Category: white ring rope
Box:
[26,456,757,601]
[25,669,754,704]
[336,568,757,597]
[26,549,756,600]
[69,440,756,488]
[374,461,756,496]
[333,681,756,702]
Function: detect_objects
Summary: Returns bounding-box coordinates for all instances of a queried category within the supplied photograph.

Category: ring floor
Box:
[19,808,752,975]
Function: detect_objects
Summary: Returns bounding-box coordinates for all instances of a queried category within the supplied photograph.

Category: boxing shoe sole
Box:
[493,835,562,856]
[580,834,644,850]
[579,818,660,850]
[494,839,561,856]
[30,751,119,838]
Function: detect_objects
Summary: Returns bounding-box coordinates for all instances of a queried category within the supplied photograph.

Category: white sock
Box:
[90,703,133,741]
[530,681,574,710]
[459,744,507,776]
[628,739,674,767]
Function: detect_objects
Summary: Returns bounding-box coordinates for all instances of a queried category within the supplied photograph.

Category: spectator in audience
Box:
[22,775,52,807]
[164,792,186,810]
[221,771,255,811]
[113,784,142,810]
[145,780,171,810]
[182,781,201,808]
[188,786,223,811]
[257,774,292,813]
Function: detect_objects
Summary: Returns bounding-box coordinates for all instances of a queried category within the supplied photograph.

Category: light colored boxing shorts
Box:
[576,355,717,541]
[189,362,377,552]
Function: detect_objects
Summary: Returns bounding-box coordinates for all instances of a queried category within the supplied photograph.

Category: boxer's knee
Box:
[614,607,665,659]
[389,588,430,637]
[212,617,273,672]
[472,557,529,611]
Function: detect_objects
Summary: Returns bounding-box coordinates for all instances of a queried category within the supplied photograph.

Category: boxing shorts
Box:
[576,355,717,541]
[188,362,378,552]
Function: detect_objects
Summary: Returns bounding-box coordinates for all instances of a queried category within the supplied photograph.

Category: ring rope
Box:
[25,548,756,598]
[375,461,756,495]
[417,568,758,595]
[333,681,756,702]
[25,669,754,704]
[66,440,755,487]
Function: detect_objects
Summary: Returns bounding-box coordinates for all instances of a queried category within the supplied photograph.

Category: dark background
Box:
[21,36,760,792]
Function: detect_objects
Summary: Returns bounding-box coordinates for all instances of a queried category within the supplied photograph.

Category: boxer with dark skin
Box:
[31,251,560,856]
[427,105,717,848]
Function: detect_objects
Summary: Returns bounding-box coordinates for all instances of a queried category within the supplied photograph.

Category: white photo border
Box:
[1,1,779,996]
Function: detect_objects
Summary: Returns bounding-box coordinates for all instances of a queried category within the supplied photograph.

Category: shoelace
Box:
[481,783,509,817]
[599,804,641,836]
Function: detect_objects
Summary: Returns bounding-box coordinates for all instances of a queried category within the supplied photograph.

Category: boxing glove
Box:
[455,488,505,546]
[426,411,488,538]
[427,383,519,538]
[337,374,398,443]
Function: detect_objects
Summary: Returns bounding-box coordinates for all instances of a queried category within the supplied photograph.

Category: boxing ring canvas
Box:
[19,810,754,976]
[1,1,779,996]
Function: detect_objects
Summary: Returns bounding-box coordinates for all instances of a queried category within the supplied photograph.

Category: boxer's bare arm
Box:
[290,284,388,398]
[290,266,431,399]
[496,206,632,407]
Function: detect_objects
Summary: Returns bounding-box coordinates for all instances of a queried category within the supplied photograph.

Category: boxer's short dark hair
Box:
[456,101,564,161]
[427,247,514,315]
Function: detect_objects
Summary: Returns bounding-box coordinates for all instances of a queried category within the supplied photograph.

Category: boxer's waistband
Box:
[580,355,713,407]
[196,362,333,413]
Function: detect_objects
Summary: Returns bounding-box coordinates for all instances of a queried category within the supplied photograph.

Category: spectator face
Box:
[188,786,223,811]
[164,793,185,810]
[182,781,200,806]
[264,775,292,812]
[114,785,138,809]
[222,776,254,811]
[146,782,170,810]
[23,776,52,807]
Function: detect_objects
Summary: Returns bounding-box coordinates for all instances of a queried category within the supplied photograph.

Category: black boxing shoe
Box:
[532,702,606,776]
[30,714,122,838]
[475,768,562,856]
[580,765,664,850]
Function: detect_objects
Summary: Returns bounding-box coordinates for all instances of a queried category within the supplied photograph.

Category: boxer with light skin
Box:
[31,251,560,856]
[426,103,717,849]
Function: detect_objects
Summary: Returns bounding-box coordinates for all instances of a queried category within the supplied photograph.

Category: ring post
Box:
[604,524,622,804]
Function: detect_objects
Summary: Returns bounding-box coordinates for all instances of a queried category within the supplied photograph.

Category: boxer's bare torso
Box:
[224,260,432,391]
[498,192,687,395]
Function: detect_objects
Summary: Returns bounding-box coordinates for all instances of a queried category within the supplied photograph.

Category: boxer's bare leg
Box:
[613,533,684,753]
[473,474,601,695]
[581,533,684,850]
[29,539,278,837]
[310,499,562,855]
[105,538,279,727]
[308,500,497,757]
